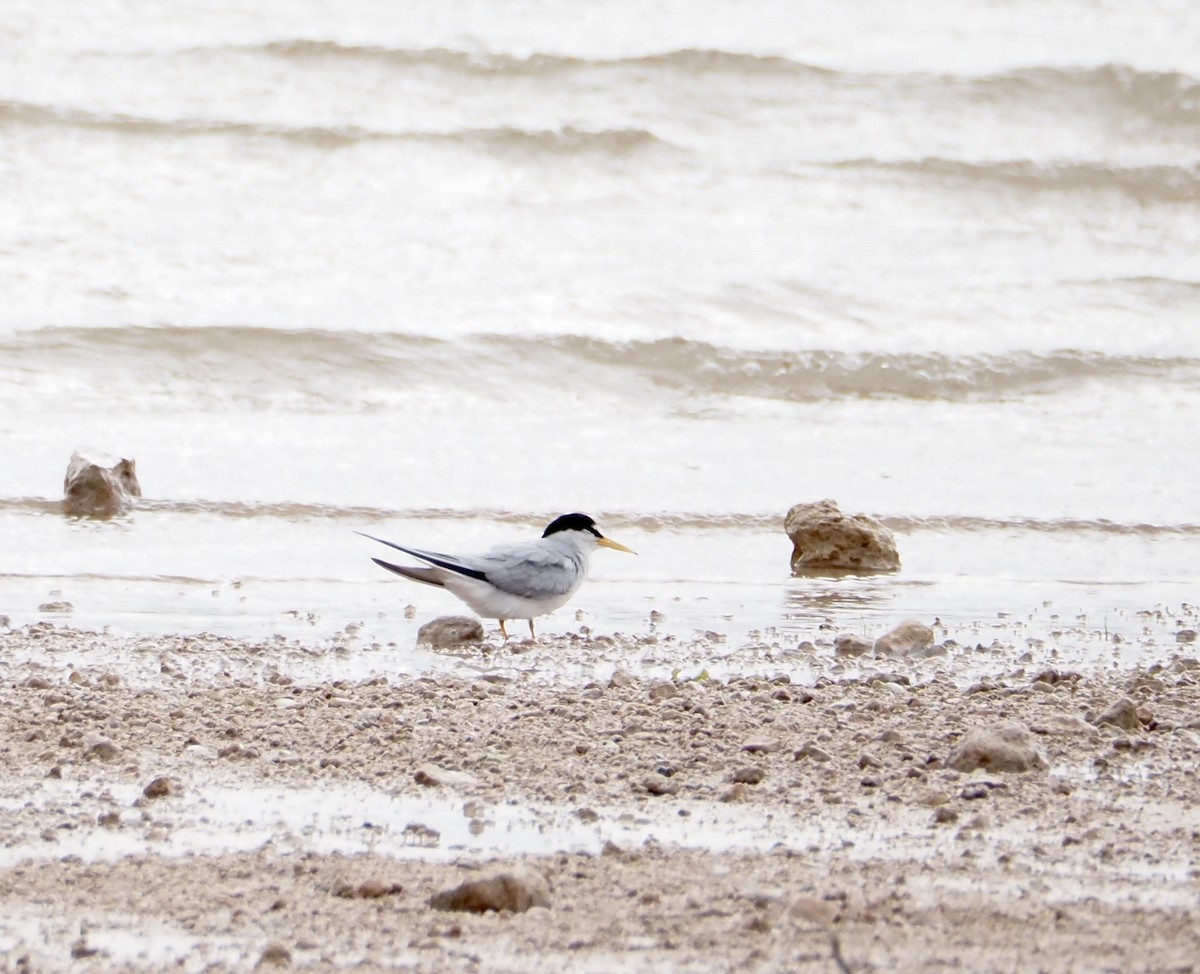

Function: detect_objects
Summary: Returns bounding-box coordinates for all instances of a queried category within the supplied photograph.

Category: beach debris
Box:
[785,498,900,574]
[430,865,551,914]
[62,450,141,518]
[416,615,485,648]
[1091,696,1143,732]
[874,619,934,656]
[946,722,1048,773]
[1175,628,1197,644]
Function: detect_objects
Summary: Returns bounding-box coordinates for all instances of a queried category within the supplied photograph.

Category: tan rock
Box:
[785,499,900,574]
[946,722,1048,773]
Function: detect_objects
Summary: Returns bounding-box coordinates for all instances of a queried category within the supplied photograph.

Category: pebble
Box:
[731,766,765,785]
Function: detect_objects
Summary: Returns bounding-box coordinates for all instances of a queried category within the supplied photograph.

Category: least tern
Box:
[361,513,635,639]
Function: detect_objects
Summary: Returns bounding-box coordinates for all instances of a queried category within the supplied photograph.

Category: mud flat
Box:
[0,621,1198,972]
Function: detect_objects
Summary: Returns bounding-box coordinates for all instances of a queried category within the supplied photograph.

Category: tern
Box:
[361,513,635,639]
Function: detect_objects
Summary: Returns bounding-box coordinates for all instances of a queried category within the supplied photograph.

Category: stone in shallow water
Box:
[784,499,900,574]
[62,451,141,518]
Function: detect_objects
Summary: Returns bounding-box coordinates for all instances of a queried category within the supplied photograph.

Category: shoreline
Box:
[1,624,1198,970]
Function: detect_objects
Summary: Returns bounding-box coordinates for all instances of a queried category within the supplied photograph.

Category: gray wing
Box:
[475,540,582,600]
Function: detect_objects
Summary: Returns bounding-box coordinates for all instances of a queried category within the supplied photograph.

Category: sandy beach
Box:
[1,620,1198,972]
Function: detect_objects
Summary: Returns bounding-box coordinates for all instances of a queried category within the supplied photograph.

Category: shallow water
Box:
[2,1,1197,656]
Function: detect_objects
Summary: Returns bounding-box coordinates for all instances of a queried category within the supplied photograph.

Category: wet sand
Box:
[1,621,1199,972]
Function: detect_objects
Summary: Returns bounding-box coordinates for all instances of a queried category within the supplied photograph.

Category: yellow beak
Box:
[597,536,637,555]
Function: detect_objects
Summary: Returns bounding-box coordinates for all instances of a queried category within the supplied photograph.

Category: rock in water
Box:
[430,866,551,914]
[784,499,900,574]
[416,615,485,648]
[874,619,934,657]
[62,451,141,518]
[946,722,1048,773]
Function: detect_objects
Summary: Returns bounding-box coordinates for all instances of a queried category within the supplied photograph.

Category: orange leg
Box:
[498,619,509,640]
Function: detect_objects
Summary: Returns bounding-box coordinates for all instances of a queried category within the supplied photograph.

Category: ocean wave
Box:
[3,496,1198,538]
[969,64,1200,126]
[4,326,1199,407]
[255,42,1200,116]
[537,335,1200,402]
[255,40,831,77]
[0,98,662,154]
[829,157,1200,203]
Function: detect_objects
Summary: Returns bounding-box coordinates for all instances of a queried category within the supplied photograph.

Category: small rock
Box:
[741,739,778,754]
[430,866,550,914]
[256,942,292,968]
[1176,629,1197,644]
[933,806,959,824]
[84,736,121,761]
[794,743,833,762]
[874,619,934,657]
[414,764,480,789]
[1092,697,1142,732]
[416,616,485,648]
[38,601,74,614]
[731,766,765,785]
[638,774,681,796]
[946,722,1047,773]
[142,776,179,799]
[834,634,873,657]
[785,498,900,574]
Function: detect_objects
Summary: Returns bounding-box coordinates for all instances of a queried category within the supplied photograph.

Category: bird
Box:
[360,513,635,639]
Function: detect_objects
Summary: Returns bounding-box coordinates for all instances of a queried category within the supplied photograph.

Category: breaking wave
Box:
[3,326,1198,407]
